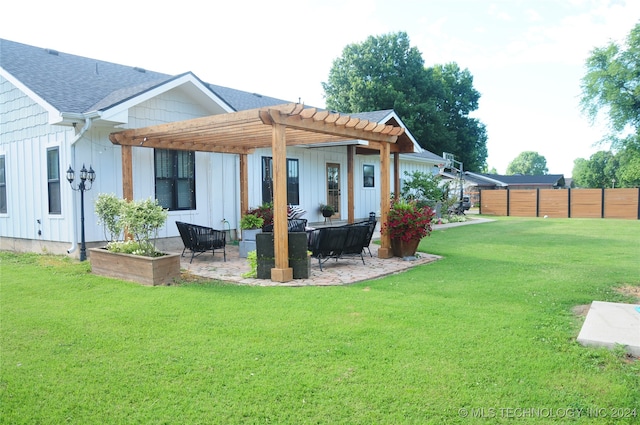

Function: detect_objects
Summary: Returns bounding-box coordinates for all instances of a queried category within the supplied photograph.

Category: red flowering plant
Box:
[381,199,435,242]
[246,202,273,230]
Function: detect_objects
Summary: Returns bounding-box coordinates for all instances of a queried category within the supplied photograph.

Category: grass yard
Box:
[1,217,639,424]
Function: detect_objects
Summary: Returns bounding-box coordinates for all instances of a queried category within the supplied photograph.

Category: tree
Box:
[323,32,428,114]
[429,63,488,171]
[399,170,445,208]
[573,146,640,188]
[322,32,488,171]
[572,151,618,188]
[580,22,640,188]
[571,158,589,187]
[580,22,640,151]
[506,151,548,175]
[615,141,640,187]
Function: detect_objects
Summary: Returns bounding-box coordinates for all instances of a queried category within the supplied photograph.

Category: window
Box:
[0,155,6,213]
[154,149,196,210]
[47,147,61,214]
[363,164,375,188]
[261,156,299,205]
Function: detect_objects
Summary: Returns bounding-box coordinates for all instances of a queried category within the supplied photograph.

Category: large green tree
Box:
[573,144,640,188]
[572,151,618,188]
[615,140,640,186]
[428,63,487,171]
[580,22,640,187]
[506,151,548,175]
[322,32,487,171]
[581,22,640,148]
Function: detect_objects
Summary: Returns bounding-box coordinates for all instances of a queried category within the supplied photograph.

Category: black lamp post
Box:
[66,164,96,261]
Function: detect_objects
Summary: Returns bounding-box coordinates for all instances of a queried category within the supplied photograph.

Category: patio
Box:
[173,218,492,287]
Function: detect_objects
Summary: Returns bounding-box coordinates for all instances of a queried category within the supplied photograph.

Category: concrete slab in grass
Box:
[577,301,640,357]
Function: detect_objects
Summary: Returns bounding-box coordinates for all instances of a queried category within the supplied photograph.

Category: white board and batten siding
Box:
[0,76,76,249]
[98,92,240,239]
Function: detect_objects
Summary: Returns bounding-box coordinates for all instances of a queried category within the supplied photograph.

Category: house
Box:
[0,38,444,271]
[462,172,566,204]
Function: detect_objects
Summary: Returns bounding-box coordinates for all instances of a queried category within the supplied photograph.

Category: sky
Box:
[3,0,639,176]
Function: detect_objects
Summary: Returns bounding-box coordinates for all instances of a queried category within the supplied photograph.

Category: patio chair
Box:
[176,221,226,263]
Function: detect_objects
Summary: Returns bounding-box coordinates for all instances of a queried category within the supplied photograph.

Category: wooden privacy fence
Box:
[479,188,640,220]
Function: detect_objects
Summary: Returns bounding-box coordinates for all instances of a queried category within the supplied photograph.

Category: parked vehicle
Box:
[448,195,471,215]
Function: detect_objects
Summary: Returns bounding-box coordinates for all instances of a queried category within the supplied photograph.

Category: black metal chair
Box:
[176,221,226,263]
[307,224,369,271]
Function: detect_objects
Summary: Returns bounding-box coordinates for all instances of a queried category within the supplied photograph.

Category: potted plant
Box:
[90,194,180,285]
[247,202,273,231]
[381,199,435,258]
[320,203,335,218]
[239,213,264,258]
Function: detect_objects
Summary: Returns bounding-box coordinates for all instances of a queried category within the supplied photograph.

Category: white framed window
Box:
[47,147,61,214]
[363,164,375,188]
[154,149,196,210]
[0,155,6,214]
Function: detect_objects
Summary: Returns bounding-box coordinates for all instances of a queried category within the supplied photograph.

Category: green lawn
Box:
[1,217,639,424]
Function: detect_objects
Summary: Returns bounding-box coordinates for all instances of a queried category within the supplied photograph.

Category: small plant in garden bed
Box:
[242,250,258,278]
[95,194,168,257]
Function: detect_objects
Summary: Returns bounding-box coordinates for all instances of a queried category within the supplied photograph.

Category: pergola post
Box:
[121,145,133,201]
[378,141,392,258]
[270,123,293,282]
[120,145,134,241]
[347,145,355,224]
[239,153,249,217]
[393,152,400,200]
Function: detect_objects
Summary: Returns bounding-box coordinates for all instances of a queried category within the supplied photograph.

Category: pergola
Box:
[109,103,414,282]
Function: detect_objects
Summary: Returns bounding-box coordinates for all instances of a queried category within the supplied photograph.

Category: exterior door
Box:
[326,163,340,217]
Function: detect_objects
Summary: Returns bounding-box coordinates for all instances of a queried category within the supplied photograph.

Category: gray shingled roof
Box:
[206,83,291,111]
[0,38,291,114]
[403,151,444,162]
[482,173,564,185]
[1,39,174,113]
[466,173,565,187]
[350,110,395,122]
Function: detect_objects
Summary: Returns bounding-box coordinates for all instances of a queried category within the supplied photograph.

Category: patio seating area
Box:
[171,218,491,286]
[175,237,441,287]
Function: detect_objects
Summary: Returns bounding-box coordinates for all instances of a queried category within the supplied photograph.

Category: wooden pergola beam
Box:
[263,109,402,144]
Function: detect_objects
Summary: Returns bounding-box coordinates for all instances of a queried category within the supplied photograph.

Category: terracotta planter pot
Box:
[390,238,421,258]
[89,248,181,286]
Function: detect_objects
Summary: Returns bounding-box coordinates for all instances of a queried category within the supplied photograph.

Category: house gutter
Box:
[67,116,94,255]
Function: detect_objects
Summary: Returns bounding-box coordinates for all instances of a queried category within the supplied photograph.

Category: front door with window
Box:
[326,163,340,217]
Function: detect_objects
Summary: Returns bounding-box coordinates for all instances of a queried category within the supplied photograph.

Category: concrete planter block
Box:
[255,232,310,279]
[239,228,261,258]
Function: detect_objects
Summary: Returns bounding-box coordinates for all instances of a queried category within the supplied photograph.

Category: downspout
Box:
[67,117,93,254]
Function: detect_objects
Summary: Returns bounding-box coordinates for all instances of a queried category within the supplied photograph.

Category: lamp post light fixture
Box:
[66,164,96,261]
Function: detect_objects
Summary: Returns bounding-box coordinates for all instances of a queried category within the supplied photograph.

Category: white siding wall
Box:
[0,76,75,247]
[104,89,239,238]
[244,146,347,223]
[242,146,437,223]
